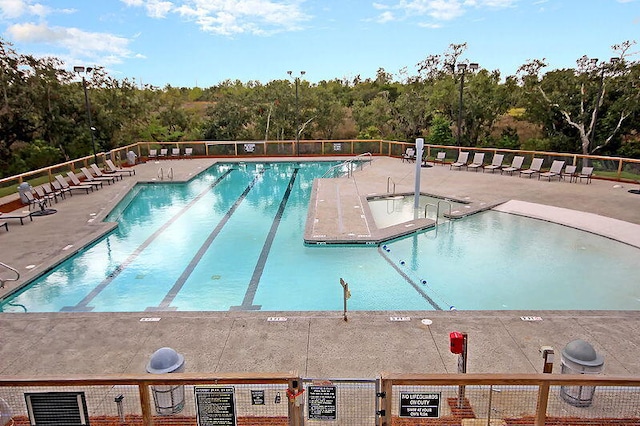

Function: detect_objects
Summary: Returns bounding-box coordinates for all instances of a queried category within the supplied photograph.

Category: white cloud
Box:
[6,22,134,65]
[123,0,309,35]
[0,0,30,18]
[376,10,395,22]
[381,0,516,23]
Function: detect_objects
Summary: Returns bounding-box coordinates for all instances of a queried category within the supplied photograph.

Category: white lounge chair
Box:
[81,167,116,185]
[450,151,469,170]
[519,158,544,178]
[402,148,416,163]
[467,153,485,172]
[578,166,594,184]
[159,148,168,158]
[55,174,92,194]
[106,159,135,176]
[91,163,123,181]
[184,147,193,157]
[433,151,446,166]
[539,160,565,181]
[483,154,504,173]
[148,149,157,159]
[67,171,103,189]
[171,148,180,157]
[501,156,525,175]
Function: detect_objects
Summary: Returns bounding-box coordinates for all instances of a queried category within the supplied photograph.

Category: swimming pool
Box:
[2,161,639,312]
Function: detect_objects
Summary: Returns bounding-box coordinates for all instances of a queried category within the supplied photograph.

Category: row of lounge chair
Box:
[148,148,193,159]
[446,152,593,182]
[1,160,135,231]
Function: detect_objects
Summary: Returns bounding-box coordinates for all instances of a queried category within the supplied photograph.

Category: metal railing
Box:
[322,152,373,178]
[1,373,640,425]
[0,262,19,288]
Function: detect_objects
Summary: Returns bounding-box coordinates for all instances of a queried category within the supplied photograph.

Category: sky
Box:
[0,0,638,88]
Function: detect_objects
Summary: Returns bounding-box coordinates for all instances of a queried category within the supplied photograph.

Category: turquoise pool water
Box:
[2,161,639,312]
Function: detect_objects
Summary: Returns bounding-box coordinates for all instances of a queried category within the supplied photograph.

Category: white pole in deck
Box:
[414,138,424,210]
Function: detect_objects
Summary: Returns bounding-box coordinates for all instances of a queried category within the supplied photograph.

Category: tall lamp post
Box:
[287,70,305,156]
[455,62,478,146]
[74,66,97,164]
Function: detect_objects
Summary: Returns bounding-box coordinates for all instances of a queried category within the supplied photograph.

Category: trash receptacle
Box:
[146,347,185,415]
[17,182,32,204]
[127,150,137,166]
[560,339,604,407]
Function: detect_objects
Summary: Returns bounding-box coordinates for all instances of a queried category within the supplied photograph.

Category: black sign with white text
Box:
[307,386,337,420]
[399,392,440,418]
[194,386,236,426]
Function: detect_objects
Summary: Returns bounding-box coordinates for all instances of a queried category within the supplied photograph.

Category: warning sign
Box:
[307,385,337,420]
[399,392,440,418]
[195,386,236,426]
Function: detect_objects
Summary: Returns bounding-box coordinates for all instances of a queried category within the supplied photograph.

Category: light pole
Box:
[74,66,97,164]
[455,62,478,146]
[287,70,305,156]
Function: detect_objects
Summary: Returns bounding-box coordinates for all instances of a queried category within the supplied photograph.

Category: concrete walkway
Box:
[1,156,639,378]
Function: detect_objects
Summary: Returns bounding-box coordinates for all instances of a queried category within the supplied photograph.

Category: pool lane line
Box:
[377,246,442,311]
[151,171,266,311]
[61,169,234,312]
[231,168,299,311]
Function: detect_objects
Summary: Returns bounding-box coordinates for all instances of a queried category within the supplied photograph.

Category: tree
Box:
[518,41,639,156]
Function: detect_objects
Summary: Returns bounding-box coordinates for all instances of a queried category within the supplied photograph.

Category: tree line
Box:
[1,40,638,178]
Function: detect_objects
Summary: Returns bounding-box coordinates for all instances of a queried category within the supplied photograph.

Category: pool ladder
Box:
[0,262,19,288]
[424,200,452,226]
[157,167,174,180]
[322,152,373,178]
[386,177,396,194]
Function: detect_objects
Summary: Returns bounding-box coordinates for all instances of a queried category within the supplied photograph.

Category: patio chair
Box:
[184,147,193,157]
[501,156,525,175]
[467,153,485,172]
[91,163,123,181]
[171,148,180,157]
[23,190,48,211]
[539,160,565,181]
[432,151,446,166]
[52,177,84,196]
[42,182,65,201]
[578,166,594,184]
[33,186,56,205]
[106,159,135,176]
[67,171,103,189]
[81,167,116,185]
[483,154,504,173]
[450,151,469,170]
[562,165,577,182]
[519,158,544,178]
[159,148,168,158]
[148,149,157,159]
[402,148,416,163]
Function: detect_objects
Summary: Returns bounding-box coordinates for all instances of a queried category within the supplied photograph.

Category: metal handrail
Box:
[386,177,396,194]
[0,262,19,288]
[322,152,372,178]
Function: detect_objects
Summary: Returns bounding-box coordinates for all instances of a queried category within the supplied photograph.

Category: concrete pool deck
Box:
[1,156,640,378]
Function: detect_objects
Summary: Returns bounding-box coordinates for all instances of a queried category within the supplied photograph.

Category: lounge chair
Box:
[184,147,193,157]
[159,148,168,158]
[519,158,544,178]
[23,190,48,211]
[433,151,446,166]
[66,171,102,189]
[483,154,504,173]
[0,211,32,225]
[148,149,157,159]
[0,221,7,231]
[42,182,65,201]
[539,160,565,181]
[81,167,116,185]
[467,153,485,172]
[562,165,577,182]
[402,148,416,163]
[171,148,180,157]
[56,174,93,193]
[33,186,56,205]
[91,163,123,181]
[501,156,525,175]
[450,151,469,170]
[106,159,135,176]
[578,166,594,184]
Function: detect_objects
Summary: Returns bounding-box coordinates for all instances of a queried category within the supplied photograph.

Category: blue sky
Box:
[0,0,638,88]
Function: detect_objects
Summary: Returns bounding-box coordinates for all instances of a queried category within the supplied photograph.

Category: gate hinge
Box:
[376,409,386,416]
[376,391,386,398]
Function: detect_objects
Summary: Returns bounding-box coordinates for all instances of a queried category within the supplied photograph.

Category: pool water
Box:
[2,161,639,312]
